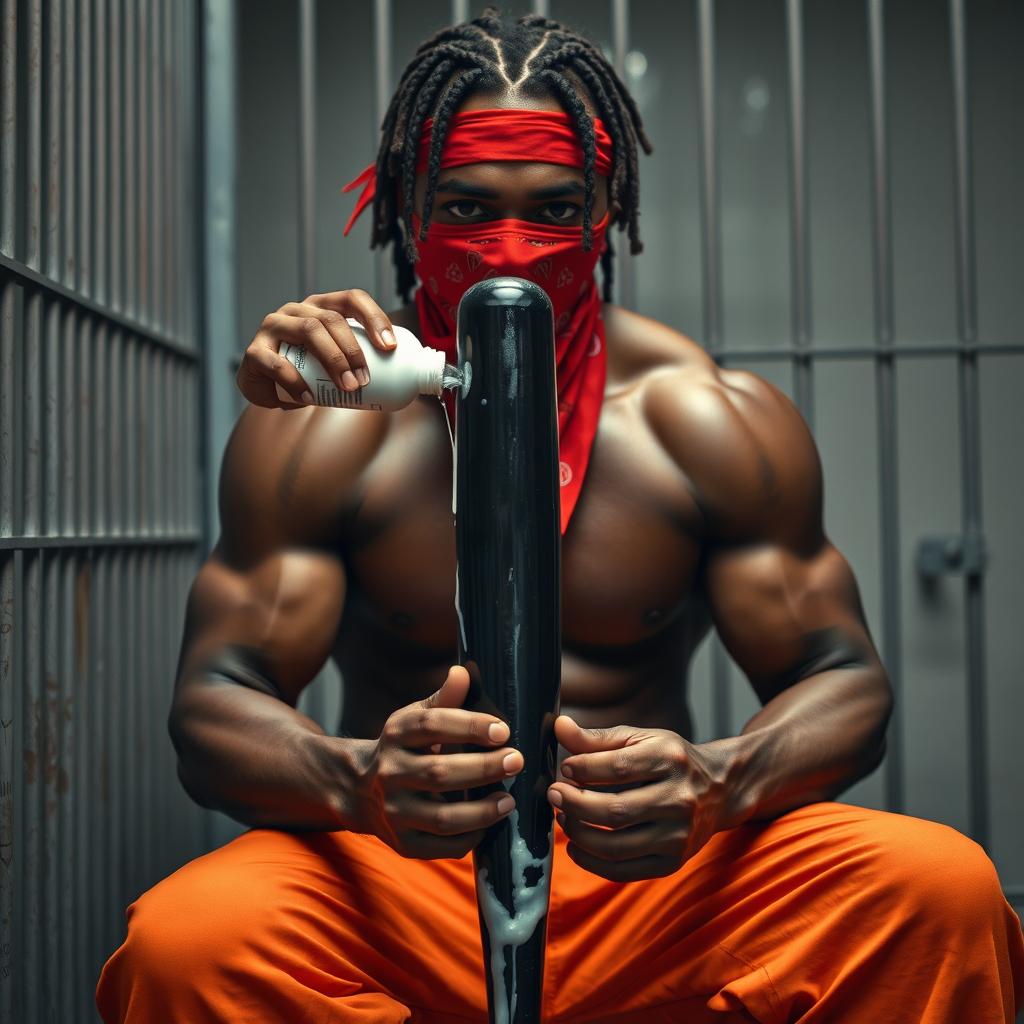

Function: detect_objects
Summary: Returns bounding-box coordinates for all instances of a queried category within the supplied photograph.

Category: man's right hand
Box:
[237,289,397,409]
[352,666,523,860]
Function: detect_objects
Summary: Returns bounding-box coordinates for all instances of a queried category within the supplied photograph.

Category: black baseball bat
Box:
[452,277,562,1024]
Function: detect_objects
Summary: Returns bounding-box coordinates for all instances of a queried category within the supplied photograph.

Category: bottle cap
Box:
[418,347,446,396]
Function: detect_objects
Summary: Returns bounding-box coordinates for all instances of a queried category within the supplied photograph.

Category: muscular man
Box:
[97,10,1024,1022]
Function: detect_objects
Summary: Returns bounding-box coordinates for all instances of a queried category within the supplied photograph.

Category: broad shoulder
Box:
[606,306,823,547]
[217,400,391,565]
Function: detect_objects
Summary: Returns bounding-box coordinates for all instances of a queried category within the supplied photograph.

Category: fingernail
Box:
[300,389,314,406]
[549,789,563,807]
[503,752,521,775]
[497,795,515,815]
[381,329,396,348]
[561,763,573,779]
[356,367,370,386]
[342,370,358,390]
[488,722,509,743]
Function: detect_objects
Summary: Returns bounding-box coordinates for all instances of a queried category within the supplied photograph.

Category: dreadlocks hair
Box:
[367,7,653,303]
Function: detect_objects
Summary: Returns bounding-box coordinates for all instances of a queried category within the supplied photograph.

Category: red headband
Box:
[342,108,614,236]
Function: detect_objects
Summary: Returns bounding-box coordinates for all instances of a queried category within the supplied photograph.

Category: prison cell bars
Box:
[0,1,206,1020]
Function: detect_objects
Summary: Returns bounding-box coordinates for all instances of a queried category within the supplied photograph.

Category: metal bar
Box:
[0,252,201,361]
[164,0,175,338]
[611,0,634,311]
[200,0,238,561]
[451,0,468,23]
[867,0,904,817]
[62,0,76,286]
[949,0,988,851]
[169,0,179,339]
[109,0,122,311]
[299,0,316,297]
[26,0,42,272]
[78,0,92,293]
[696,0,721,351]
[0,551,14,1024]
[710,342,1024,361]
[372,0,392,309]
[0,280,14,537]
[22,549,42,1023]
[0,0,16,257]
[695,0,731,739]
[532,0,549,15]
[785,0,813,427]
[150,0,162,327]
[45,0,62,282]
[94,0,108,306]
[41,548,59,1016]
[125,0,137,319]
[297,0,323,737]
[93,322,109,536]
[25,291,42,541]
[137,0,149,322]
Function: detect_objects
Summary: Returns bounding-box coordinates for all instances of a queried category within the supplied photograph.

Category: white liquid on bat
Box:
[476,802,553,1024]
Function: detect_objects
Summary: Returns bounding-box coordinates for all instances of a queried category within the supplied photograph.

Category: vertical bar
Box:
[77,0,92,293]
[124,0,137,319]
[58,551,75,1024]
[45,0,63,281]
[22,549,42,1024]
[373,0,392,309]
[611,0,634,311]
[867,0,904,816]
[138,0,149,322]
[93,0,108,305]
[451,0,468,23]
[201,0,238,557]
[0,281,14,536]
[150,0,163,329]
[696,0,731,739]
[24,291,42,539]
[785,0,813,427]
[108,0,122,311]
[298,0,316,297]
[26,0,43,271]
[41,550,59,1020]
[163,0,174,337]
[0,552,13,1023]
[532,0,549,15]
[948,0,987,850]
[62,0,77,286]
[168,0,179,339]
[44,297,60,537]
[0,0,16,257]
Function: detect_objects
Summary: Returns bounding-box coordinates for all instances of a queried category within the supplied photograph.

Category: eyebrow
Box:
[435,177,585,200]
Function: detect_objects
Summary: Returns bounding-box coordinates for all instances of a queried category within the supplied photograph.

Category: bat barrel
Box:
[453,277,562,1024]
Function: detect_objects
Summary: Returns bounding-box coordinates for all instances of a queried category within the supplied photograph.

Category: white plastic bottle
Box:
[275,318,451,411]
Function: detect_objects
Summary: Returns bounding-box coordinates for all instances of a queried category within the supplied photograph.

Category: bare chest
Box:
[340,391,710,666]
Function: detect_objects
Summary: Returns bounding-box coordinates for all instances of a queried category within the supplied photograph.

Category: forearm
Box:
[169,658,371,832]
[706,665,893,831]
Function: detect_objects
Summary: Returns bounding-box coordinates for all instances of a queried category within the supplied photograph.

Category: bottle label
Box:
[312,377,382,411]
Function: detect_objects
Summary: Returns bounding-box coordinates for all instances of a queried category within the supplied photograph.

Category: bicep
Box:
[703,538,880,705]
[174,405,357,707]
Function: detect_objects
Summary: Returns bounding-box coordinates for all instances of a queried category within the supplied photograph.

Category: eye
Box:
[443,200,486,219]
[539,202,581,223]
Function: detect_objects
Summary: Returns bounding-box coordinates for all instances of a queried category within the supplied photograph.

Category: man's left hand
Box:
[548,715,730,882]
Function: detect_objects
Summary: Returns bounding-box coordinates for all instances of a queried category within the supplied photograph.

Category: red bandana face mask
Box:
[343,109,614,534]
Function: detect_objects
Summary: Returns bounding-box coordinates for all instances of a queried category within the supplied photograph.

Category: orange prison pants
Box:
[96,800,1024,1023]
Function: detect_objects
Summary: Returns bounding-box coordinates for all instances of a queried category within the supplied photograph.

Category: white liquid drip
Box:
[476,802,553,1024]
